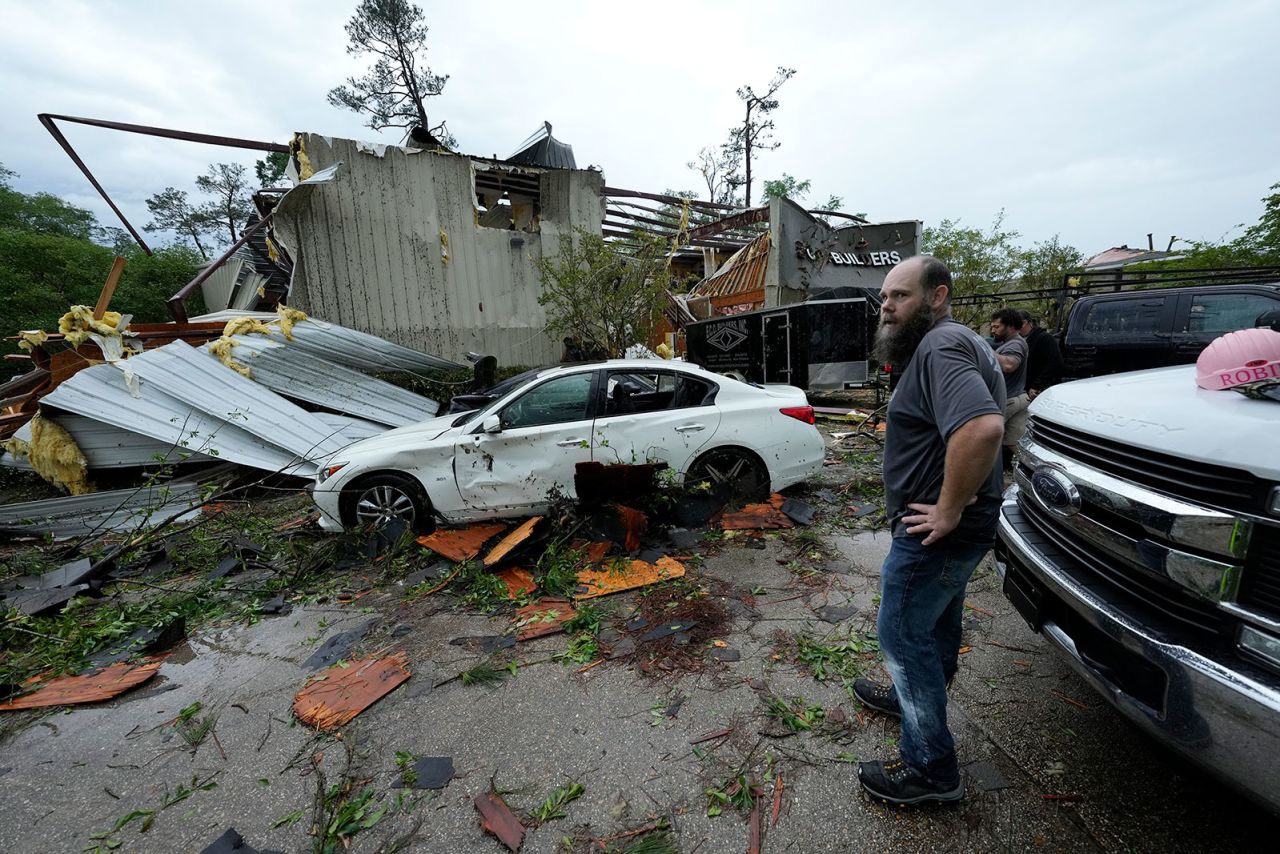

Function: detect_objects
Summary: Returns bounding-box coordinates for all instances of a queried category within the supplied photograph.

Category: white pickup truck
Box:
[994,364,1280,812]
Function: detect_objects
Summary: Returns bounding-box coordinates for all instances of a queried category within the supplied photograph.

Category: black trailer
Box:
[685,295,878,390]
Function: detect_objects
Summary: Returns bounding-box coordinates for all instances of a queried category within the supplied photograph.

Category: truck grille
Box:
[1027,417,1266,514]
[1017,494,1226,636]
[1240,524,1280,621]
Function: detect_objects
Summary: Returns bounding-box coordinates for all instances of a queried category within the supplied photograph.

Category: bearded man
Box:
[854,256,1005,804]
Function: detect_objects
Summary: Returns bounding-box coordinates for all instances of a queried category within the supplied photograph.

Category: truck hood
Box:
[1031,366,1280,480]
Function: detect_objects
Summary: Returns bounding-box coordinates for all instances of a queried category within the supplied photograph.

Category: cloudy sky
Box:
[2,0,1277,256]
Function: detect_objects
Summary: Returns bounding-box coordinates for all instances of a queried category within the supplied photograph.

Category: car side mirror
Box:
[1255,309,1280,333]
[481,414,502,434]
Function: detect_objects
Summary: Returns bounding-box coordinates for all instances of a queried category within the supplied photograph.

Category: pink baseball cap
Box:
[1195,327,1280,390]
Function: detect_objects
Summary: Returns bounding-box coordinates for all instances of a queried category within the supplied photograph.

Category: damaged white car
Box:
[311,359,824,531]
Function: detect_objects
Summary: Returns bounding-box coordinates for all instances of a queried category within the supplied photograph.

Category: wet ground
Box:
[0,426,1275,853]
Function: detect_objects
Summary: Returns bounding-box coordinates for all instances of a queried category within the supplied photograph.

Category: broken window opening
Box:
[474,165,541,233]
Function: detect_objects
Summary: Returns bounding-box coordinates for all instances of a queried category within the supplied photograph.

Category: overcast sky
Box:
[2,0,1277,257]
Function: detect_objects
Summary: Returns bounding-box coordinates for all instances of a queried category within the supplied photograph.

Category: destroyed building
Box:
[272,129,606,367]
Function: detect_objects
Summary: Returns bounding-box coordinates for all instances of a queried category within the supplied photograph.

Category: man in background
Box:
[1018,311,1064,401]
[991,308,1029,471]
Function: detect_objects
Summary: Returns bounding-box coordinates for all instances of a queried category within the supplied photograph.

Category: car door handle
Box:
[675,424,705,433]
[556,438,586,447]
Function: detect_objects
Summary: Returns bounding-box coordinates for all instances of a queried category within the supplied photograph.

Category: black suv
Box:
[1061,283,1280,380]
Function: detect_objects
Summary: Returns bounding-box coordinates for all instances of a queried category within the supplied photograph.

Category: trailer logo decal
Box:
[706,320,749,352]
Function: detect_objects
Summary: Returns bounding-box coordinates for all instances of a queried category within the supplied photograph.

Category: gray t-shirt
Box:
[996,335,1029,398]
[883,319,1006,545]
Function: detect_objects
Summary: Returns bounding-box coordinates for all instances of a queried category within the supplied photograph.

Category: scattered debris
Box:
[515,601,577,641]
[719,499,794,531]
[293,652,411,730]
[484,517,543,568]
[417,523,506,562]
[474,786,526,851]
[574,461,664,505]
[301,619,379,670]
[404,756,454,790]
[86,617,185,668]
[496,567,536,600]
[199,827,283,854]
[779,497,816,526]
[575,557,686,599]
[0,659,163,711]
[815,604,856,623]
[530,781,585,824]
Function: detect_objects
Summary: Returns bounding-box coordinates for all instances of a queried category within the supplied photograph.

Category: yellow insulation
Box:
[17,330,48,352]
[208,338,252,378]
[275,305,307,340]
[26,413,92,495]
[291,133,315,181]
[58,306,124,348]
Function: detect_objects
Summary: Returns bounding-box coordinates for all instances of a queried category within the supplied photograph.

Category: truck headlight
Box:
[1239,624,1280,670]
[317,462,348,484]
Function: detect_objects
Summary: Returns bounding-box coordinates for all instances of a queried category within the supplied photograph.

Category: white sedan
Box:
[311,359,824,531]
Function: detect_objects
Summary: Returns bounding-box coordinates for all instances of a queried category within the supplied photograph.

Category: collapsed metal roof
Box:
[204,334,440,427]
[40,341,353,476]
[0,474,214,539]
[507,122,576,169]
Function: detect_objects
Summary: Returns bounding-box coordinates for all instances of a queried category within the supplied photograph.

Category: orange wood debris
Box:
[0,659,163,711]
[769,492,786,509]
[719,502,794,530]
[613,505,648,551]
[571,540,613,566]
[496,567,536,600]
[293,652,411,731]
[515,600,577,641]
[417,524,507,562]
[574,556,686,600]
[474,787,525,851]
[483,517,542,568]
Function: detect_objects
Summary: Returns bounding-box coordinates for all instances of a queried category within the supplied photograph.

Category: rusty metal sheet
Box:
[483,516,542,568]
[496,567,536,600]
[293,653,410,731]
[515,600,577,641]
[575,556,686,600]
[417,524,507,562]
[719,502,794,531]
[0,659,162,710]
[474,787,525,851]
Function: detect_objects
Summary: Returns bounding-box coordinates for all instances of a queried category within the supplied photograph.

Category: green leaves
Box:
[530,781,585,823]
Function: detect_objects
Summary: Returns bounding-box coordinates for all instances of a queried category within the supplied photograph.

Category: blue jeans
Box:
[876,535,990,783]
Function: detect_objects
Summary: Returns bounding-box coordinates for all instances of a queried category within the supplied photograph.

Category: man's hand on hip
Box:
[904,497,976,545]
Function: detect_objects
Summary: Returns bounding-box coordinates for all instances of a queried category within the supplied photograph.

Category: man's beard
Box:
[873,303,936,367]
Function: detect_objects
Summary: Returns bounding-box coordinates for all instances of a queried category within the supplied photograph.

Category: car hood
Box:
[331,411,468,459]
[1031,366,1280,480]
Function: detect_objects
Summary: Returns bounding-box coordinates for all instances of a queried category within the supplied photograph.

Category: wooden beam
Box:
[93,256,127,320]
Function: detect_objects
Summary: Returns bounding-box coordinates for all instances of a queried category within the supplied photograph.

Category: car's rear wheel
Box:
[342,472,435,533]
[686,447,769,502]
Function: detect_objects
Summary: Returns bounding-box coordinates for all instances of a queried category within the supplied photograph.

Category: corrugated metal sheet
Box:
[315,412,388,445]
[51,415,215,468]
[259,318,464,375]
[205,335,440,426]
[0,473,220,539]
[41,342,349,476]
[690,232,771,300]
[273,134,605,369]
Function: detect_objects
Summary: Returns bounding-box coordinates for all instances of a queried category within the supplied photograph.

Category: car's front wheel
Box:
[342,472,435,533]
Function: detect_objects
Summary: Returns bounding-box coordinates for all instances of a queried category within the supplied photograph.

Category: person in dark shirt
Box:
[1018,311,1064,400]
[854,256,1005,805]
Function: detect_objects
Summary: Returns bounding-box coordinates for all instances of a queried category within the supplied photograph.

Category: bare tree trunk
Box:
[743,103,753,207]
